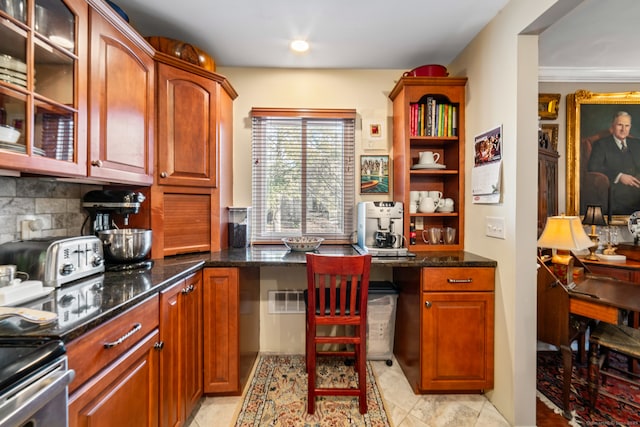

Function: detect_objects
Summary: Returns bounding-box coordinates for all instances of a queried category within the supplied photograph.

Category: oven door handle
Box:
[0,368,75,427]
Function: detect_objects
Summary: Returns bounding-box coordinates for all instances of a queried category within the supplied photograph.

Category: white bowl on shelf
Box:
[282,236,324,252]
[0,125,20,143]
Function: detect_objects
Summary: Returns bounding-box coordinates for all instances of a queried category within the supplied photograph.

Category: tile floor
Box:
[187,355,510,427]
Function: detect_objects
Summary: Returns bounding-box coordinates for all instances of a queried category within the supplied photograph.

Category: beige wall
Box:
[449,0,558,425]
[216,68,400,352]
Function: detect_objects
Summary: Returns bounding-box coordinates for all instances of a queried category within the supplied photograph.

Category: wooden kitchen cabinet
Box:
[156,57,220,187]
[67,295,160,427]
[393,266,495,393]
[0,0,89,177]
[203,267,259,395]
[390,77,466,251]
[127,52,237,257]
[159,271,203,427]
[538,146,559,236]
[86,1,155,185]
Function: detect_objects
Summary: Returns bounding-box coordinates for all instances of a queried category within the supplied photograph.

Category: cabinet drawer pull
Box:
[447,278,473,284]
[160,171,168,178]
[425,301,432,308]
[104,323,142,349]
[91,159,103,167]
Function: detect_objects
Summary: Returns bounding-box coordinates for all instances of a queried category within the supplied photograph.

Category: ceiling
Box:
[112,0,640,78]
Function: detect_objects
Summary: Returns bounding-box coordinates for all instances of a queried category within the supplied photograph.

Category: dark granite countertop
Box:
[204,245,497,268]
[0,256,205,342]
[0,245,494,343]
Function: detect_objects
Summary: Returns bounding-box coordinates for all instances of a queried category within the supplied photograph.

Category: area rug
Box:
[233,354,391,427]
[537,350,640,426]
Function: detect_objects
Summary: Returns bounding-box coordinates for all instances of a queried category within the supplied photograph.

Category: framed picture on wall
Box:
[360,155,390,194]
[538,93,561,120]
[566,90,640,222]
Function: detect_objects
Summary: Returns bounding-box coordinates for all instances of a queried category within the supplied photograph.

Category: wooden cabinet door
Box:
[68,330,159,427]
[87,7,154,185]
[157,63,217,187]
[160,279,183,427]
[203,267,239,393]
[183,272,204,416]
[420,291,494,391]
[159,272,203,426]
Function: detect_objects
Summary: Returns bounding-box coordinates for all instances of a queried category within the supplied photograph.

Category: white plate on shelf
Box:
[436,207,454,213]
[411,163,446,170]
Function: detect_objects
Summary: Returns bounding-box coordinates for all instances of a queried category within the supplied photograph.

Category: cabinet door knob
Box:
[160,171,168,178]
[91,159,103,167]
[425,301,432,309]
[154,341,165,350]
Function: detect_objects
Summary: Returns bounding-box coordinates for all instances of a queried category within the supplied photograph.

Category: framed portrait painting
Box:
[566,90,640,223]
[360,155,390,194]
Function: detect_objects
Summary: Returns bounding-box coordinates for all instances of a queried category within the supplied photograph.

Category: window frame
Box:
[250,107,357,244]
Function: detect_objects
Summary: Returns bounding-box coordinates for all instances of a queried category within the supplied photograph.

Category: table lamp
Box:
[537,215,594,286]
[581,205,607,261]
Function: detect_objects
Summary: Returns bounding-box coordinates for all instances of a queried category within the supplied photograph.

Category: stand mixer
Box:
[356,201,408,256]
[82,190,146,234]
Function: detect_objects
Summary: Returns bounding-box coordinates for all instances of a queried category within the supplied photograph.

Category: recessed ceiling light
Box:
[290,39,309,53]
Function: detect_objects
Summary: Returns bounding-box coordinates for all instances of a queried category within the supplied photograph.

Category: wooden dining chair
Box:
[587,322,640,411]
[305,252,372,415]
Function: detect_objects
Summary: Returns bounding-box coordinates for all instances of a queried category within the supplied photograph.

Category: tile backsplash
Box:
[0,177,101,244]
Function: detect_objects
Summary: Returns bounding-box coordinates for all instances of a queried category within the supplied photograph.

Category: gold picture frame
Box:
[566,90,640,223]
[539,124,558,152]
[538,93,561,120]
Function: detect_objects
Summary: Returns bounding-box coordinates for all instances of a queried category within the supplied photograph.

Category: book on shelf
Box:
[409,99,458,137]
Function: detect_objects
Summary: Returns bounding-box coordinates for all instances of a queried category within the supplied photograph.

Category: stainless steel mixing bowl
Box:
[98,229,152,262]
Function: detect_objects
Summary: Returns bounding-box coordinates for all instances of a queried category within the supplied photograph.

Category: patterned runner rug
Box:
[537,350,640,426]
[233,354,391,427]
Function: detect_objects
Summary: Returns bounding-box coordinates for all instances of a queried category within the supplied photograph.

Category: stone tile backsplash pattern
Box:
[0,177,101,244]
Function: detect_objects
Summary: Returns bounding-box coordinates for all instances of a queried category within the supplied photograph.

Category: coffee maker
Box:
[82,190,146,234]
[357,201,408,256]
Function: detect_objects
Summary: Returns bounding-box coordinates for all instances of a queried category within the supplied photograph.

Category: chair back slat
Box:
[306,253,371,320]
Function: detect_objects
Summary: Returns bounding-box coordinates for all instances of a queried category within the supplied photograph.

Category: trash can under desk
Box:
[367,281,399,366]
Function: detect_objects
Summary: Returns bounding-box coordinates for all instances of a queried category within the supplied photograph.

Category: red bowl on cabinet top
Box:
[403,64,448,77]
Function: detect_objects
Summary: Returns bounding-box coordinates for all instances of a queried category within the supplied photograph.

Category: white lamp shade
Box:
[537,215,594,251]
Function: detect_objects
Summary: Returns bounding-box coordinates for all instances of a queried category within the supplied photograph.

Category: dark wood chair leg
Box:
[308,343,316,414]
[358,341,367,414]
[560,344,573,419]
[587,341,600,411]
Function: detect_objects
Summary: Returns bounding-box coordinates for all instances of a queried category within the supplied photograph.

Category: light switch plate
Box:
[486,216,505,239]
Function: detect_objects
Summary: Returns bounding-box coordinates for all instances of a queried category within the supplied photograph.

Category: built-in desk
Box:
[203,245,497,394]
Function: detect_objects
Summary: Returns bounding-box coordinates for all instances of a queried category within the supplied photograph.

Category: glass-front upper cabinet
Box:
[0,0,87,176]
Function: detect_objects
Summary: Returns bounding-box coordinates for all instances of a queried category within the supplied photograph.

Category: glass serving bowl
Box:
[281,236,324,252]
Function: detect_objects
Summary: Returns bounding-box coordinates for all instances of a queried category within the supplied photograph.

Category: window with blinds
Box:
[251,108,356,243]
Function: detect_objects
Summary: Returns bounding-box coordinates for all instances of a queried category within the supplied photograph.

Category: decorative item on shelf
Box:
[402,64,448,77]
[581,204,607,260]
[537,215,594,286]
[145,36,216,71]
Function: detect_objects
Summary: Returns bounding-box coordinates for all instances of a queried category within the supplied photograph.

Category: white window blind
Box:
[251,108,356,243]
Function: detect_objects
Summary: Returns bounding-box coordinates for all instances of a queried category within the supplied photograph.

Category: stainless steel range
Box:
[0,338,74,427]
[0,236,105,288]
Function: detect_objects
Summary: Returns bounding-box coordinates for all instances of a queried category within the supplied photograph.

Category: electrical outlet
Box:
[486,216,505,239]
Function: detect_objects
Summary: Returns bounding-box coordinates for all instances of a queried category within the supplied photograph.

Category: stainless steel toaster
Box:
[0,236,105,287]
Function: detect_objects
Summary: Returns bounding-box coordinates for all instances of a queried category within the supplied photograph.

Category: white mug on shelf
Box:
[409,191,420,203]
[419,151,440,164]
[427,190,442,200]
